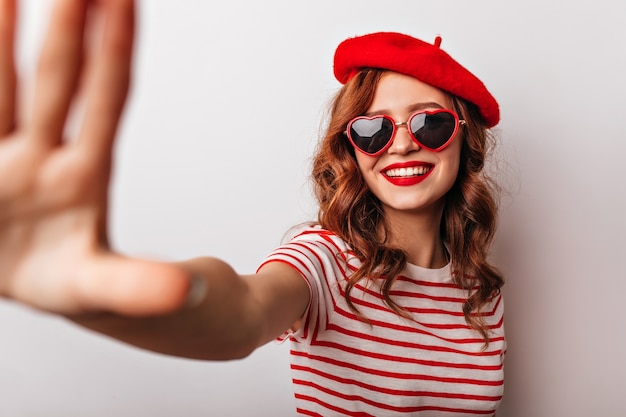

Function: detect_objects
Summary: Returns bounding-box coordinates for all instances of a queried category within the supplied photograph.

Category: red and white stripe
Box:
[259,227,506,416]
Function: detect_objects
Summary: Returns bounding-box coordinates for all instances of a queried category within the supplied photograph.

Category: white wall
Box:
[1,0,625,416]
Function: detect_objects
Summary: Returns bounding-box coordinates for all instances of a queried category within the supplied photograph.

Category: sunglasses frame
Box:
[345,108,466,156]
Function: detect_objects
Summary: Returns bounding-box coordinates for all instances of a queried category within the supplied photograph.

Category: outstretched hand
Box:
[0,0,191,316]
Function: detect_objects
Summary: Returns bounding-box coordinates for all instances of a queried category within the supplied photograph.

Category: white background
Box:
[1,1,625,416]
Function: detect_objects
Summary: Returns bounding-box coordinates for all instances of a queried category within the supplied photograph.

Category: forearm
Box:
[70,257,263,361]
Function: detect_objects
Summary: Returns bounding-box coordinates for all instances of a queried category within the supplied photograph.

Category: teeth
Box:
[385,166,431,178]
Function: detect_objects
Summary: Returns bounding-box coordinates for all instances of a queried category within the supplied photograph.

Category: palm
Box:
[0,133,106,309]
[0,0,189,315]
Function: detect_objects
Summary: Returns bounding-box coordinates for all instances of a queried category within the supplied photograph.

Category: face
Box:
[353,71,463,217]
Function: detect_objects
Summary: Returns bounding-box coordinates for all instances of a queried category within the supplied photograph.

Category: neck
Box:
[382,204,448,269]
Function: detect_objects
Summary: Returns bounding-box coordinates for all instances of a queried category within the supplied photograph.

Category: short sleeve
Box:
[257,227,358,343]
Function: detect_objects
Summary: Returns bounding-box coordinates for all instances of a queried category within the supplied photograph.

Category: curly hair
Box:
[311,69,504,343]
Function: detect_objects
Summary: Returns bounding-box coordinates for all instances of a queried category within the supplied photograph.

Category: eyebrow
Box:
[365,101,445,117]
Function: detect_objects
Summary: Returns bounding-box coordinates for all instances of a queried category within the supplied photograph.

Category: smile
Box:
[381,162,434,186]
[384,166,432,178]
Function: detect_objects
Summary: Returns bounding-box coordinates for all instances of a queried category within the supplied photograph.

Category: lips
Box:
[381,161,434,186]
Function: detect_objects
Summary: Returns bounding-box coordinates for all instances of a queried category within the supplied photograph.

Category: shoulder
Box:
[281,225,354,257]
[259,225,359,281]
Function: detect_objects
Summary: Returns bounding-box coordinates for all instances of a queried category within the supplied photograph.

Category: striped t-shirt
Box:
[260,227,505,416]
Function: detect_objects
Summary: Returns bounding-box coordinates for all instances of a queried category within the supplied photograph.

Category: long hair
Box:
[311,69,504,343]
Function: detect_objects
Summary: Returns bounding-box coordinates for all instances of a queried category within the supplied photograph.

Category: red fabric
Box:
[333,32,500,128]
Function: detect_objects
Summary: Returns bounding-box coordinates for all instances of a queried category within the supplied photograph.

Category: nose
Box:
[388,121,420,154]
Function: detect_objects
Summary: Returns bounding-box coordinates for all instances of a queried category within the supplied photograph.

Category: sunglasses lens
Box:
[410,111,457,150]
[348,117,394,155]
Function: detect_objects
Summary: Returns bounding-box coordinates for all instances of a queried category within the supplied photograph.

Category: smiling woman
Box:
[267,35,505,415]
[352,73,464,215]
[0,1,504,416]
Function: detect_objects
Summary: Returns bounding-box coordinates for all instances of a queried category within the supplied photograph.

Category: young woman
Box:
[0,1,504,416]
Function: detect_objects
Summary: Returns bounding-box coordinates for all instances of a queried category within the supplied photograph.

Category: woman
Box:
[0,1,504,416]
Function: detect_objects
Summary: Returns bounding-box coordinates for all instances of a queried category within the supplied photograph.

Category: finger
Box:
[78,0,134,164]
[0,0,17,136]
[29,0,88,146]
[74,255,192,316]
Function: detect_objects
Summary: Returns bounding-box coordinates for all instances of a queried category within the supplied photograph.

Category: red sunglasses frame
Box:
[345,109,466,156]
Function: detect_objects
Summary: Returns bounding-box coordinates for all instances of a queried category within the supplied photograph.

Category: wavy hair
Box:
[311,69,504,342]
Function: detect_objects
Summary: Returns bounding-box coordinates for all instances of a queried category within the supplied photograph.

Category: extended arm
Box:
[73,258,309,360]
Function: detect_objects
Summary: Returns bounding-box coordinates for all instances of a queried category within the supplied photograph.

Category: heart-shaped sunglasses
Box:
[345,109,465,156]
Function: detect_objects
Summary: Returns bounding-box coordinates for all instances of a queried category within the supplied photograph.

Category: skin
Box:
[354,72,464,268]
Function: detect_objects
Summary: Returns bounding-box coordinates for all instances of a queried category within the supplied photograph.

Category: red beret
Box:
[333,32,500,128]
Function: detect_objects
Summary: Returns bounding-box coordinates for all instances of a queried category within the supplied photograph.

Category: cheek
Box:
[354,152,377,175]
[354,154,381,193]
[450,134,464,164]
[439,139,463,183]
[448,151,462,175]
